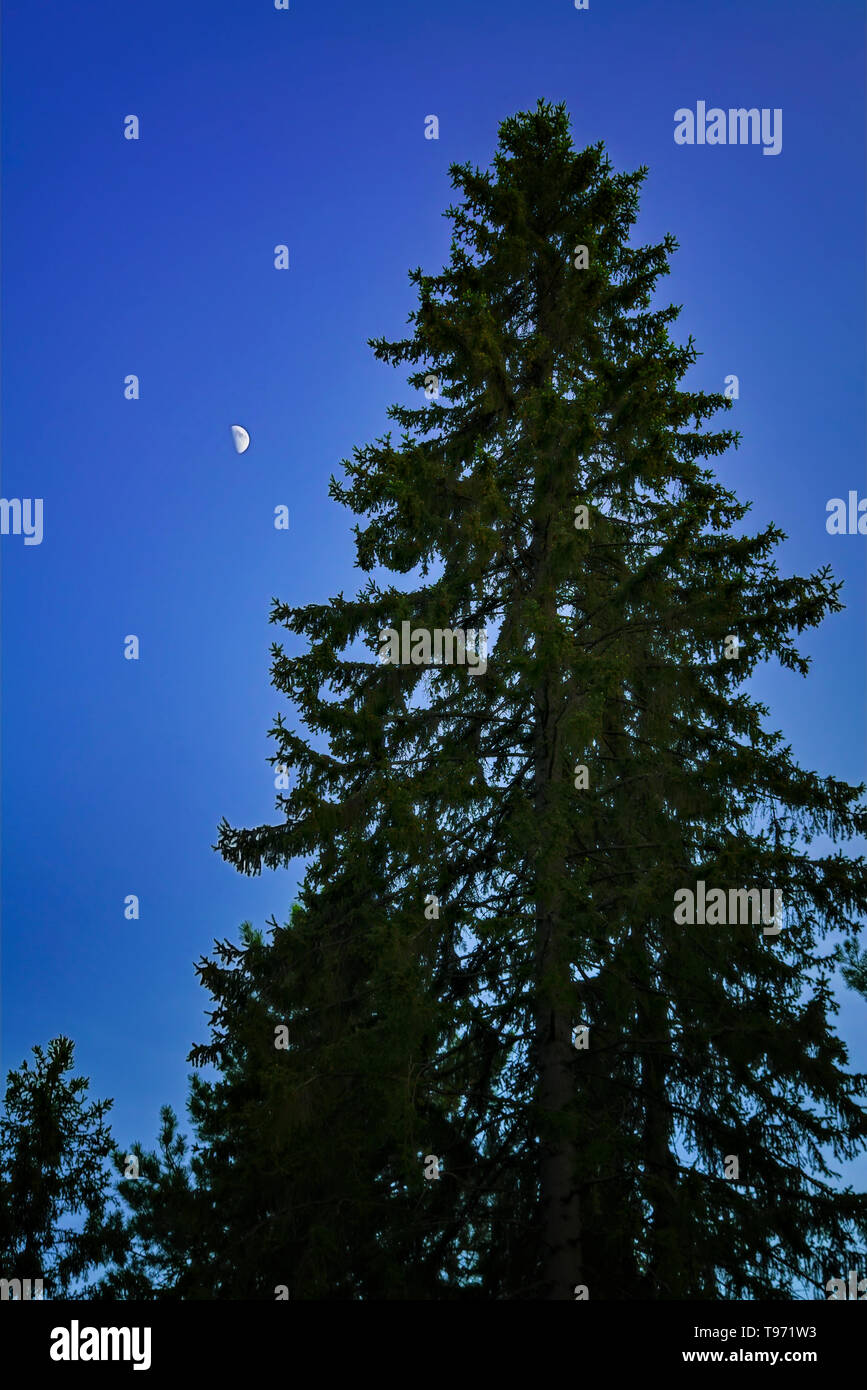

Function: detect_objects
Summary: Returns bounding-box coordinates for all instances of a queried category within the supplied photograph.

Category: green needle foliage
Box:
[0,1037,126,1298]
[174,100,867,1299]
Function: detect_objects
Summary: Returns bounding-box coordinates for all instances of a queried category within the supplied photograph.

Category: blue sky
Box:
[2,0,865,1196]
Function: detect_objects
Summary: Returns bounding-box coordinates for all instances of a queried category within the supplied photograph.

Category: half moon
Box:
[231,424,250,454]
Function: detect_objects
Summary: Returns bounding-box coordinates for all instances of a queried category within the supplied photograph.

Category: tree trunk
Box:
[531,529,583,1298]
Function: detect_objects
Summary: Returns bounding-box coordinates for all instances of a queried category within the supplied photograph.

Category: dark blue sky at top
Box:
[2,0,865,1189]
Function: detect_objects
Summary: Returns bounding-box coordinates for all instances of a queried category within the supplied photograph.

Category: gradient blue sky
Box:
[2,0,865,1192]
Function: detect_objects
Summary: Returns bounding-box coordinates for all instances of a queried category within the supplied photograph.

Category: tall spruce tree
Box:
[189,99,867,1300]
